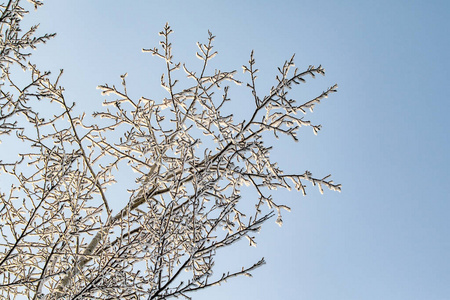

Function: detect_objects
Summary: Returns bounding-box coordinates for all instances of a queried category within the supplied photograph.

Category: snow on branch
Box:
[0,16,340,299]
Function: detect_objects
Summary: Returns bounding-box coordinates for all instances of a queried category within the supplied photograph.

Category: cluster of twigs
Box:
[0,3,339,299]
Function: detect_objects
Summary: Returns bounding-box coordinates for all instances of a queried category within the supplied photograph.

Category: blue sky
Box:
[14,0,450,299]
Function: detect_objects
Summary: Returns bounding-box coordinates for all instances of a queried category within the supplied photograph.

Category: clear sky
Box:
[13,0,450,299]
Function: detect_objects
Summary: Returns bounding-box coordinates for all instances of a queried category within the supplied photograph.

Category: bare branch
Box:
[0,6,340,298]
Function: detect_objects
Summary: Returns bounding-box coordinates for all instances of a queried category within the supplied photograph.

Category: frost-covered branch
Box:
[0,7,340,298]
